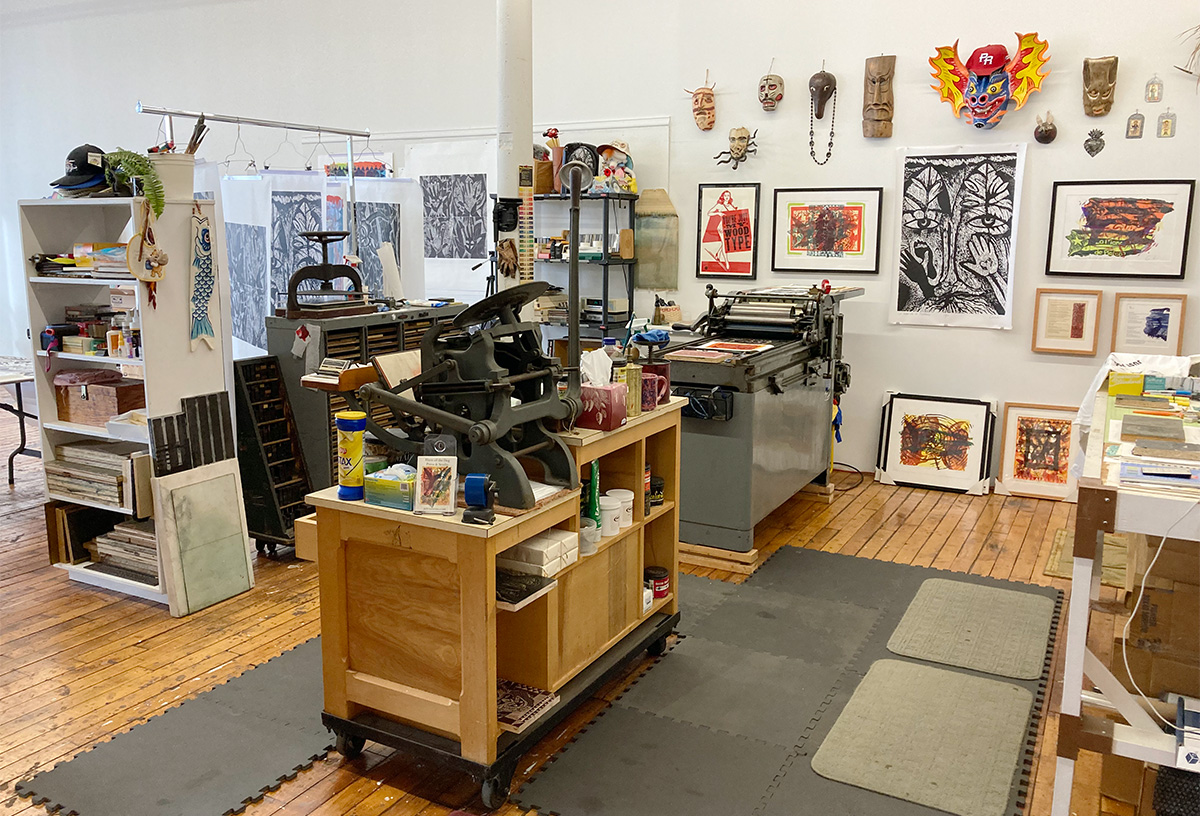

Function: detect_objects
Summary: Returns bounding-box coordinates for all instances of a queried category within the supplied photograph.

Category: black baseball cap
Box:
[51,144,107,187]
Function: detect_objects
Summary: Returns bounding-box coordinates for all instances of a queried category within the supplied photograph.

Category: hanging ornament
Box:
[189,203,216,350]
[1033,111,1057,143]
[1083,128,1106,157]
[1125,111,1145,139]
[808,65,837,165]
[1157,108,1176,138]
[1145,74,1163,103]
[126,199,167,309]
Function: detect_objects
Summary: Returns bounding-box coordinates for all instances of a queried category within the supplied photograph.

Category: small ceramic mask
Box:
[714,127,757,169]
[759,73,784,111]
[862,55,896,137]
[809,70,837,119]
[685,76,717,131]
[1083,56,1118,116]
[1034,111,1057,143]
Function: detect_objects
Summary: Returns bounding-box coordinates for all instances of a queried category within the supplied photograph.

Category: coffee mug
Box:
[641,373,668,412]
[641,362,671,404]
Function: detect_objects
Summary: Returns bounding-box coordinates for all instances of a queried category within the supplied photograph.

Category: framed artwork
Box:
[1045,180,1195,279]
[890,145,1026,330]
[876,393,994,495]
[1031,288,1102,356]
[770,187,883,273]
[696,182,760,279]
[997,403,1078,501]
[1111,292,1187,355]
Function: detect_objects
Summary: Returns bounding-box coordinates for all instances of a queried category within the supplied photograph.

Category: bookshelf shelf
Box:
[46,492,133,515]
[43,420,139,441]
[36,350,144,367]
[29,277,136,286]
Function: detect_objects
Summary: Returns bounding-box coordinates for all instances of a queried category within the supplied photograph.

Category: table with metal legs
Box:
[0,371,40,485]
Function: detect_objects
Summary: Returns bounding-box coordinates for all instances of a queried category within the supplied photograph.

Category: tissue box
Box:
[578,383,628,431]
[364,472,415,510]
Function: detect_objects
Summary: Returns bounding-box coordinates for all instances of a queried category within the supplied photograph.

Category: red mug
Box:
[641,362,671,404]
[641,373,669,412]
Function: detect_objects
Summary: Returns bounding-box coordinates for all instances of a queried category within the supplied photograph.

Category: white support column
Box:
[495,0,533,292]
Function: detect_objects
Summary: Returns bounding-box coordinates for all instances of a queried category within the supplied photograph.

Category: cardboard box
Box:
[1125,584,1199,657]
[1112,639,1200,698]
[1101,754,1145,806]
[1127,534,1200,592]
[55,378,145,427]
[363,472,415,510]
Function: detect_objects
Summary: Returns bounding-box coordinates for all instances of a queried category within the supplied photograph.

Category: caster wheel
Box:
[481,774,510,809]
[255,541,267,555]
[335,733,365,758]
[648,635,669,657]
[267,542,278,557]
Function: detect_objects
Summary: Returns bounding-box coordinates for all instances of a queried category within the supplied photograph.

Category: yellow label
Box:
[337,427,364,488]
[1108,372,1144,396]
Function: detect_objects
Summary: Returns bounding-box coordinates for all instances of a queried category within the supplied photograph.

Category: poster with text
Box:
[696,182,759,279]
[890,145,1025,329]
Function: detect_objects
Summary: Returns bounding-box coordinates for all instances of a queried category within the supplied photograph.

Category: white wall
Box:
[2,0,1197,472]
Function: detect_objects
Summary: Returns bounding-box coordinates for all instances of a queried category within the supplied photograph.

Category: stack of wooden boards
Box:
[1113,397,1200,493]
[45,502,123,564]
[84,519,158,581]
[46,440,150,513]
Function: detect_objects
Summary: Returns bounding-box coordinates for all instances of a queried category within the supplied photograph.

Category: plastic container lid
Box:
[335,410,367,421]
[602,337,617,346]
[599,496,621,509]
[606,488,635,502]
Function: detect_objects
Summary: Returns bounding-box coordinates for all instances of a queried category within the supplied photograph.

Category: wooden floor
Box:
[0,414,1126,816]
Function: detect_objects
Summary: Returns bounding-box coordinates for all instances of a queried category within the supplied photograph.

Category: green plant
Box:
[104,148,165,217]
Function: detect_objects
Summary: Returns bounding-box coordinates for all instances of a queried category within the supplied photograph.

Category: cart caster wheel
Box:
[255,541,267,555]
[335,733,365,758]
[648,635,669,657]
[267,542,278,557]
[481,775,510,809]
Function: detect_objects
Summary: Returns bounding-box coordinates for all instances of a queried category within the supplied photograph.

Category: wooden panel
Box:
[348,514,459,563]
[315,506,354,719]
[456,534,497,764]
[293,513,317,562]
[344,539,462,700]
[344,671,460,739]
[556,534,633,686]
[496,591,556,690]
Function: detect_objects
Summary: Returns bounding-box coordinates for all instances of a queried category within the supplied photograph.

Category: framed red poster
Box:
[697,182,760,279]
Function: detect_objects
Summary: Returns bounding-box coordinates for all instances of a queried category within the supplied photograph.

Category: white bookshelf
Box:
[20,196,232,606]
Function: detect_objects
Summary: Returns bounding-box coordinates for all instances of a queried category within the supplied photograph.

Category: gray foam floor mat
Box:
[16,638,331,816]
[811,660,1034,816]
[675,572,739,634]
[887,578,1057,680]
[514,705,792,816]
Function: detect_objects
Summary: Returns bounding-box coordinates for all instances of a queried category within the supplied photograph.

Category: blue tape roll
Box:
[464,473,489,507]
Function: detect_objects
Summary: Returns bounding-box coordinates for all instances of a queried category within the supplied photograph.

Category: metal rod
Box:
[136,102,369,138]
[565,163,588,405]
[345,135,359,257]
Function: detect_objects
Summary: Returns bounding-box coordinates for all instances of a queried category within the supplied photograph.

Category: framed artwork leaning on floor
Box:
[876,392,994,495]
[997,403,1078,501]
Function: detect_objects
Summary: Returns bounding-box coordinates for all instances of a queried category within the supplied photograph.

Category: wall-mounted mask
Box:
[1083,56,1118,117]
[714,127,757,170]
[685,74,717,131]
[862,55,896,137]
[1033,111,1057,144]
[759,73,785,111]
[809,70,837,119]
[930,32,1050,129]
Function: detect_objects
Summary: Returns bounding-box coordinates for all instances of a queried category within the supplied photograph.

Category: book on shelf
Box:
[497,679,559,734]
[45,501,124,564]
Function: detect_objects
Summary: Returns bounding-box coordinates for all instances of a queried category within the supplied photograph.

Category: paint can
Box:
[650,475,665,507]
[599,496,622,536]
[606,488,635,528]
[644,464,653,514]
[335,410,367,500]
[644,566,670,599]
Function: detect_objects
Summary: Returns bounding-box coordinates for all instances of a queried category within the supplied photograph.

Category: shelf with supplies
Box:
[21,194,243,612]
[534,257,637,265]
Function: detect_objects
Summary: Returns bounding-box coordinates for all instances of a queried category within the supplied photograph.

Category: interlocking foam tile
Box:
[687,584,880,667]
[614,636,843,747]
[513,706,791,816]
[674,572,739,634]
[16,638,331,816]
[744,546,927,607]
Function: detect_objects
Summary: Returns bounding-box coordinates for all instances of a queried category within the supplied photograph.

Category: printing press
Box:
[667,284,863,553]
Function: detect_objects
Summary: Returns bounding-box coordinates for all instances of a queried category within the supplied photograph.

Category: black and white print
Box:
[270,191,324,307]
[891,146,1025,330]
[354,201,401,295]
[419,173,487,259]
[225,223,269,349]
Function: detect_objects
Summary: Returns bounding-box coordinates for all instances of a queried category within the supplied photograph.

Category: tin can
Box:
[644,566,670,599]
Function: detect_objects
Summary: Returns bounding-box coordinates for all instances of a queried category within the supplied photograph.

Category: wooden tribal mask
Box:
[1082,56,1118,117]
[862,55,896,137]
[685,72,717,131]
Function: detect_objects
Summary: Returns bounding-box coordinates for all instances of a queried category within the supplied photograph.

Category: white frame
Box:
[996,403,1079,501]
[1111,292,1187,355]
[1032,288,1102,356]
[876,392,994,495]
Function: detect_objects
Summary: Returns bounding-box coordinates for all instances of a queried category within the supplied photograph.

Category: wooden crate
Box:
[54,378,146,427]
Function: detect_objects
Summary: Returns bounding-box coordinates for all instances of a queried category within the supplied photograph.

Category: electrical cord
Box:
[1119,499,1200,736]
[833,462,865,491]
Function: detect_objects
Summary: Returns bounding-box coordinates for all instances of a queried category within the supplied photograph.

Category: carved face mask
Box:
[862,55,895,137]
[1083,56,1118,117]
[729,127,751,160]
[690,87,716,131]
[809,70,836,119]
[758,73,784,111]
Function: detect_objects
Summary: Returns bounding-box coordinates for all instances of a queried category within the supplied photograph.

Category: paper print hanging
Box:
[876,392,994,495]
[353,201,401,294]
[997,403,1077,501]
[270,191,323,304]
[929,33,1050,129]
[189,204,216,351]
[696,183,759,279]
[419,173,487,259]
[770,187,883,273]
[225,223,269,349]
[891,146,1026,329]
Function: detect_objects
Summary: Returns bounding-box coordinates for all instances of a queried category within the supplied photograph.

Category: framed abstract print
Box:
[770,187,883,273]
[1111,292,1187,355]
[1045,180,1195,279]
[1031,288,1102,356]
[997,403,1078,501]
[876,393,994,495]
[696,182,760,279]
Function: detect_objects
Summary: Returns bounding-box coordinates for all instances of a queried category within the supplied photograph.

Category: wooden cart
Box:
[308,398,684,807]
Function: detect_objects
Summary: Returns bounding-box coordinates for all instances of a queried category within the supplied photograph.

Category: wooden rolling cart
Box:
[309,398,683,807]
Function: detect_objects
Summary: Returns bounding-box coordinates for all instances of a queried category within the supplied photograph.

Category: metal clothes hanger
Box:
[263,129,308,170]
[221,123,257,173]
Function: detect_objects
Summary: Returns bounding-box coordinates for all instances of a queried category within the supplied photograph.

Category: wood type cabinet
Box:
[308,398,683,807]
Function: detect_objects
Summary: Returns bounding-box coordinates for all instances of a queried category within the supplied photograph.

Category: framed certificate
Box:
[1031,288,1102,356]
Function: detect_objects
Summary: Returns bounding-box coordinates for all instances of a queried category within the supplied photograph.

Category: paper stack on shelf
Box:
[85,519,157,579]
[48,440,144,507]
[497,678,559,734]
[73,242,133,279]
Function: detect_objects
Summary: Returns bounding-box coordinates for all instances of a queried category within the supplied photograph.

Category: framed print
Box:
[1111,292,1187,355]
[1031,288,1102,356]
[770,187,883,273]
[997,403,1078,501]
[890,145,1025,329]
[1045,180,1195,279]
[697,182,760,279]
[876,392,994,495]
